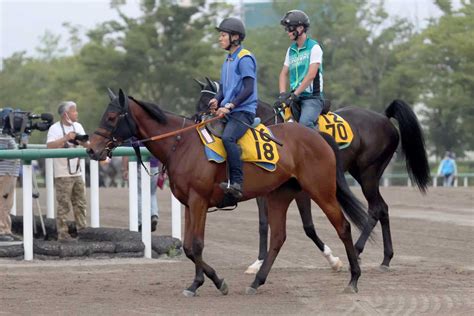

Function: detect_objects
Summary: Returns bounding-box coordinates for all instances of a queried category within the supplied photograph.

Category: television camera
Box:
[0,108,54,148]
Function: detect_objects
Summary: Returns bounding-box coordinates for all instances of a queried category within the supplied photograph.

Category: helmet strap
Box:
[225,33,240,51]
[292,28,305,42]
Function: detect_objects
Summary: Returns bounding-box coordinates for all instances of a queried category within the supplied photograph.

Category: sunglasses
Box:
[285,26,297,32]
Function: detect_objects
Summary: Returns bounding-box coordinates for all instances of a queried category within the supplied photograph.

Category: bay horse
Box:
[88,89,369,296]
[194,78,430,272]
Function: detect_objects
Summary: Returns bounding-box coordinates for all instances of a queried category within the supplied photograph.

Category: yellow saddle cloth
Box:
[283,107,354,149]
[196,124,280,171]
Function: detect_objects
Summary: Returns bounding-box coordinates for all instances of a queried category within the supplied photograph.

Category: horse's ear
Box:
[118,89,126,108]
[107,87,116,101]
[193,78,206,89]
[205,77,217,92]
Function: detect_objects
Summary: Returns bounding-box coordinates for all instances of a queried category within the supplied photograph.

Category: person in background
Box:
[47,101,88,241]
[437,151,458,187]
[122,154,160,232]
[0,109,21,242]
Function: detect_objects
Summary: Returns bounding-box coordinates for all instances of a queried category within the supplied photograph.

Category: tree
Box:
[245,0,416,111]
[396,1,474,155]
[79,0,230,115]
[35,30,67,61]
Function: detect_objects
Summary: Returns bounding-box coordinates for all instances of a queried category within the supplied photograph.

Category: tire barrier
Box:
[0,215,182,259]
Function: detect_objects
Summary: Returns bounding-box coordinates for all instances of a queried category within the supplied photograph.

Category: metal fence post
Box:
[172,193,182,240]
[45,158,55,218]
[90,160,100,227]
[140,161,152,259]
[22,162,33,261]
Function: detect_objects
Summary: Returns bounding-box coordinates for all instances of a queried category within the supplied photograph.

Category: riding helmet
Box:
[216,17,246,41]
[280,10,310,28]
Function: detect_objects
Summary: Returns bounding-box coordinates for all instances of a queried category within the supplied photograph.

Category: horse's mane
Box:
[130,96,167,124]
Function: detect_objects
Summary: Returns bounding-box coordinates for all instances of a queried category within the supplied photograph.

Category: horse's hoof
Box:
[343,285,358,294]
[245,286,257,295]
[182,289,196,297]
[379,264,390,272]
[244,259,263,274]
[331,258,343,272]
[219,280,229,295]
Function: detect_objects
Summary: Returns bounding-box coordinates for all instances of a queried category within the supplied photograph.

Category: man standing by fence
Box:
[47,101,88,241]
[0,112,21,242]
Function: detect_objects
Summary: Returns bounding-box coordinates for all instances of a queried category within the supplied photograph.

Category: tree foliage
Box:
[0,0,472,154]
[394,1,474,155]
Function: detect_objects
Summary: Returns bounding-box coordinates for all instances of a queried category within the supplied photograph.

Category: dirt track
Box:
[1,187,473,315]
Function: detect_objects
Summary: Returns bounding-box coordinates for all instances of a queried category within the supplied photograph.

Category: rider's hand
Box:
[278,92,290,103]
[287,92,300,104]
[216,107,230,117]
[209,98,219,113]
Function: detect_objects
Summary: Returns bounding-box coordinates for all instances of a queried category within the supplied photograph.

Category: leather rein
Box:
[94,101,224,175]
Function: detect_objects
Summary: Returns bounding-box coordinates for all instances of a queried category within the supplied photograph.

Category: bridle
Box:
[93,99,137,158]
[195,81,219,123]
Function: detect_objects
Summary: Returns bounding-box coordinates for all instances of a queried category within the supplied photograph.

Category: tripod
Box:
[31,167,46,237]
[19,135,47,237]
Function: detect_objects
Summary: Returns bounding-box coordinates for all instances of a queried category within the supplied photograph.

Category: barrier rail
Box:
[0,146,182,261]
[2,145,473,260]
[380,173,474,187]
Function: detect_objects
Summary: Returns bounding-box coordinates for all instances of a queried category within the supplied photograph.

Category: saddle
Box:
[288,98,331,122]
[202,114,261,138]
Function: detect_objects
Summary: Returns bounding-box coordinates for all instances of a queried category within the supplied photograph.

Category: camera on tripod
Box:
[0,108,54,148]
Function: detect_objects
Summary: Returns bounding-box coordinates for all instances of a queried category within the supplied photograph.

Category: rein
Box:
[138,114,224,144]
[129,114,224,177]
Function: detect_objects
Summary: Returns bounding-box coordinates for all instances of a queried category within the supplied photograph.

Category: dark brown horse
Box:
[88,89,369,296]
[194,78,430,272]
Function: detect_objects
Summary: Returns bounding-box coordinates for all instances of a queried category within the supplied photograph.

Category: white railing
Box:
[7,147,473,261]
[5,147,182,261]
[380,173,474,187]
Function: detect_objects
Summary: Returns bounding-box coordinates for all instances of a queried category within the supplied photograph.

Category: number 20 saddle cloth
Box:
[196,124,280,172]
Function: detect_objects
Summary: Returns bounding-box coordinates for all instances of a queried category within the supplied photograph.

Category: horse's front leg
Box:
[182,192,228,297]
[244,196,268,274]
[246,188,294,295]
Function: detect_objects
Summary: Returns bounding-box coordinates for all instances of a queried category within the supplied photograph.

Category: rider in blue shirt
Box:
[209,17,258,199]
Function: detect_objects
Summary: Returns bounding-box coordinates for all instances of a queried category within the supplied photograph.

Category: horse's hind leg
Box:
[246,187,295,294]
[300,178,360,292]
[182,198,227,297]
[295,191,343,271]
[245,197,268,274]
[354,174,393,270]
[246,192,343,275]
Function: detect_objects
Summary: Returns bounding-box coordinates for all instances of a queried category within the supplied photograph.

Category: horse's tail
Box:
[320,133,368,232]
[385,100,431,193]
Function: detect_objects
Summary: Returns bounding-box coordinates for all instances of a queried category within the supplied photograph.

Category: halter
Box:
[95,97,224,160]
[94,105,137,158]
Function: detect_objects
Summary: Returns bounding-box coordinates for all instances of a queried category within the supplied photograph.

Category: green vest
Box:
[288,38,323,97]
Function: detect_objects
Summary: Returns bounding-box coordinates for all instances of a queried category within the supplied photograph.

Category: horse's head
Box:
[194,77,220,122]
[87,88,136,161]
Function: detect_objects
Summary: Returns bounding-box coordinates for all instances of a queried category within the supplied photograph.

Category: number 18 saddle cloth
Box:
[196,124,280,172]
